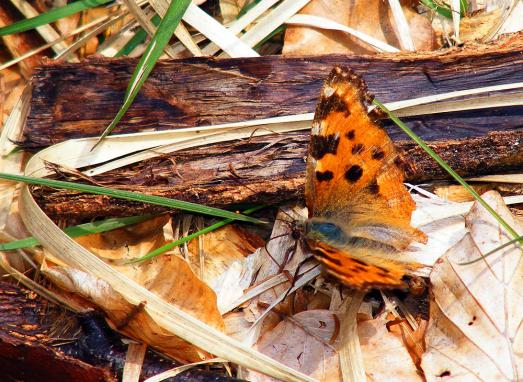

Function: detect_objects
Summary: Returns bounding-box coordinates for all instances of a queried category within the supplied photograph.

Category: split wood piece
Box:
[0,3,49,79]
[31,128,523,221]
[0,281,246,381]
[23,32,523,149]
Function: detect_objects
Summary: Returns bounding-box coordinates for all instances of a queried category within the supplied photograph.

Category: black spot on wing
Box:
[345,165,363,182]
[352,143,364,155]
[354,265,367,272]
[371,146,385,160]
[310,134,340,160]
[368,179,380,194]
[315,92,351,121]
[346,130,355,140]
[316,170,334,182]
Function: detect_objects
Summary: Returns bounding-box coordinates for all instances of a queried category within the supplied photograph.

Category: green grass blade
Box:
[0,214,154,251]
[116,14,162,57]
[460,0,468,15]
[116,27,148,57]
[129,205,266,263]
[93,0,191,148]
[254,25,285,51]
[237,0,262,18]
[0,172,264,224]
[458,235,523,265]
[420,0,467,19]
[420,0,450,18]
[373,99,521,242]
[0,0,113,36]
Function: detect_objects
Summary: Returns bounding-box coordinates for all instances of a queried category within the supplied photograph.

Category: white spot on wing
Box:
[311,122,320,135]
[323,85,335,98]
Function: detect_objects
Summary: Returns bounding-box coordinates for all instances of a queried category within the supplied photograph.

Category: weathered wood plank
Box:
[24,33,523,148]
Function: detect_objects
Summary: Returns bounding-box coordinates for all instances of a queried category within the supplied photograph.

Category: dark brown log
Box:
[0,281,246,381]
[24,33,523,149]
[32,127,523,221]
[0,281,115,381]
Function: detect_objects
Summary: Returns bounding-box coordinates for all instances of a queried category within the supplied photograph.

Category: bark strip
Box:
[32,128,523,221]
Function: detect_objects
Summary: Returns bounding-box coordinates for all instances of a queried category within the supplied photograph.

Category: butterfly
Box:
[303,66,427,290]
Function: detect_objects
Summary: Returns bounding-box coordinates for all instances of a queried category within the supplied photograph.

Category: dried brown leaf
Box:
[186,224,265,313]
[245,309,421,381]
[41,216,224,363]
[460,9,503,43]
[219,0,249,24]
[283,0,435,55]
[422,191,523,381]
[242,207,311,338]
[187,224,264,285]
[245,310,341,382]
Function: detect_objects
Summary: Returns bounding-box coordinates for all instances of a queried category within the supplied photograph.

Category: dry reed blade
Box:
[339,291,366,382]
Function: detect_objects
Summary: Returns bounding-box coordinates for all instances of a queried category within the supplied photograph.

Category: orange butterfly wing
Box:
[305,66,427,289]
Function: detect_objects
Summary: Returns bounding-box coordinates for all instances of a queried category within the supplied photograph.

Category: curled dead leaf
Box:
[40,216,224,362]
[187,224,264,285]
[283,0,435,55]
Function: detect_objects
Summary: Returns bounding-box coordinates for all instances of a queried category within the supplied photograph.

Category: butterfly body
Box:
[304,67,427,290]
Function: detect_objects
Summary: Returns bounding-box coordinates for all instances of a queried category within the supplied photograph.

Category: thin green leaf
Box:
[458,235,523,266]
[420,0,467,19]
[460,0,468,15]
[0,214,154,251]
[254,25,285,51]
[129,205,266,263]
[116,14,162,57]
[93,0,191,148]
[237,0,262,18]
[374,99,521,242]
[0,0,113,36]
[0,172,264,224]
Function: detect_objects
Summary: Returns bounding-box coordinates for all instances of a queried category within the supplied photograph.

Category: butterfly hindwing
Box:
[309,241,406,290]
